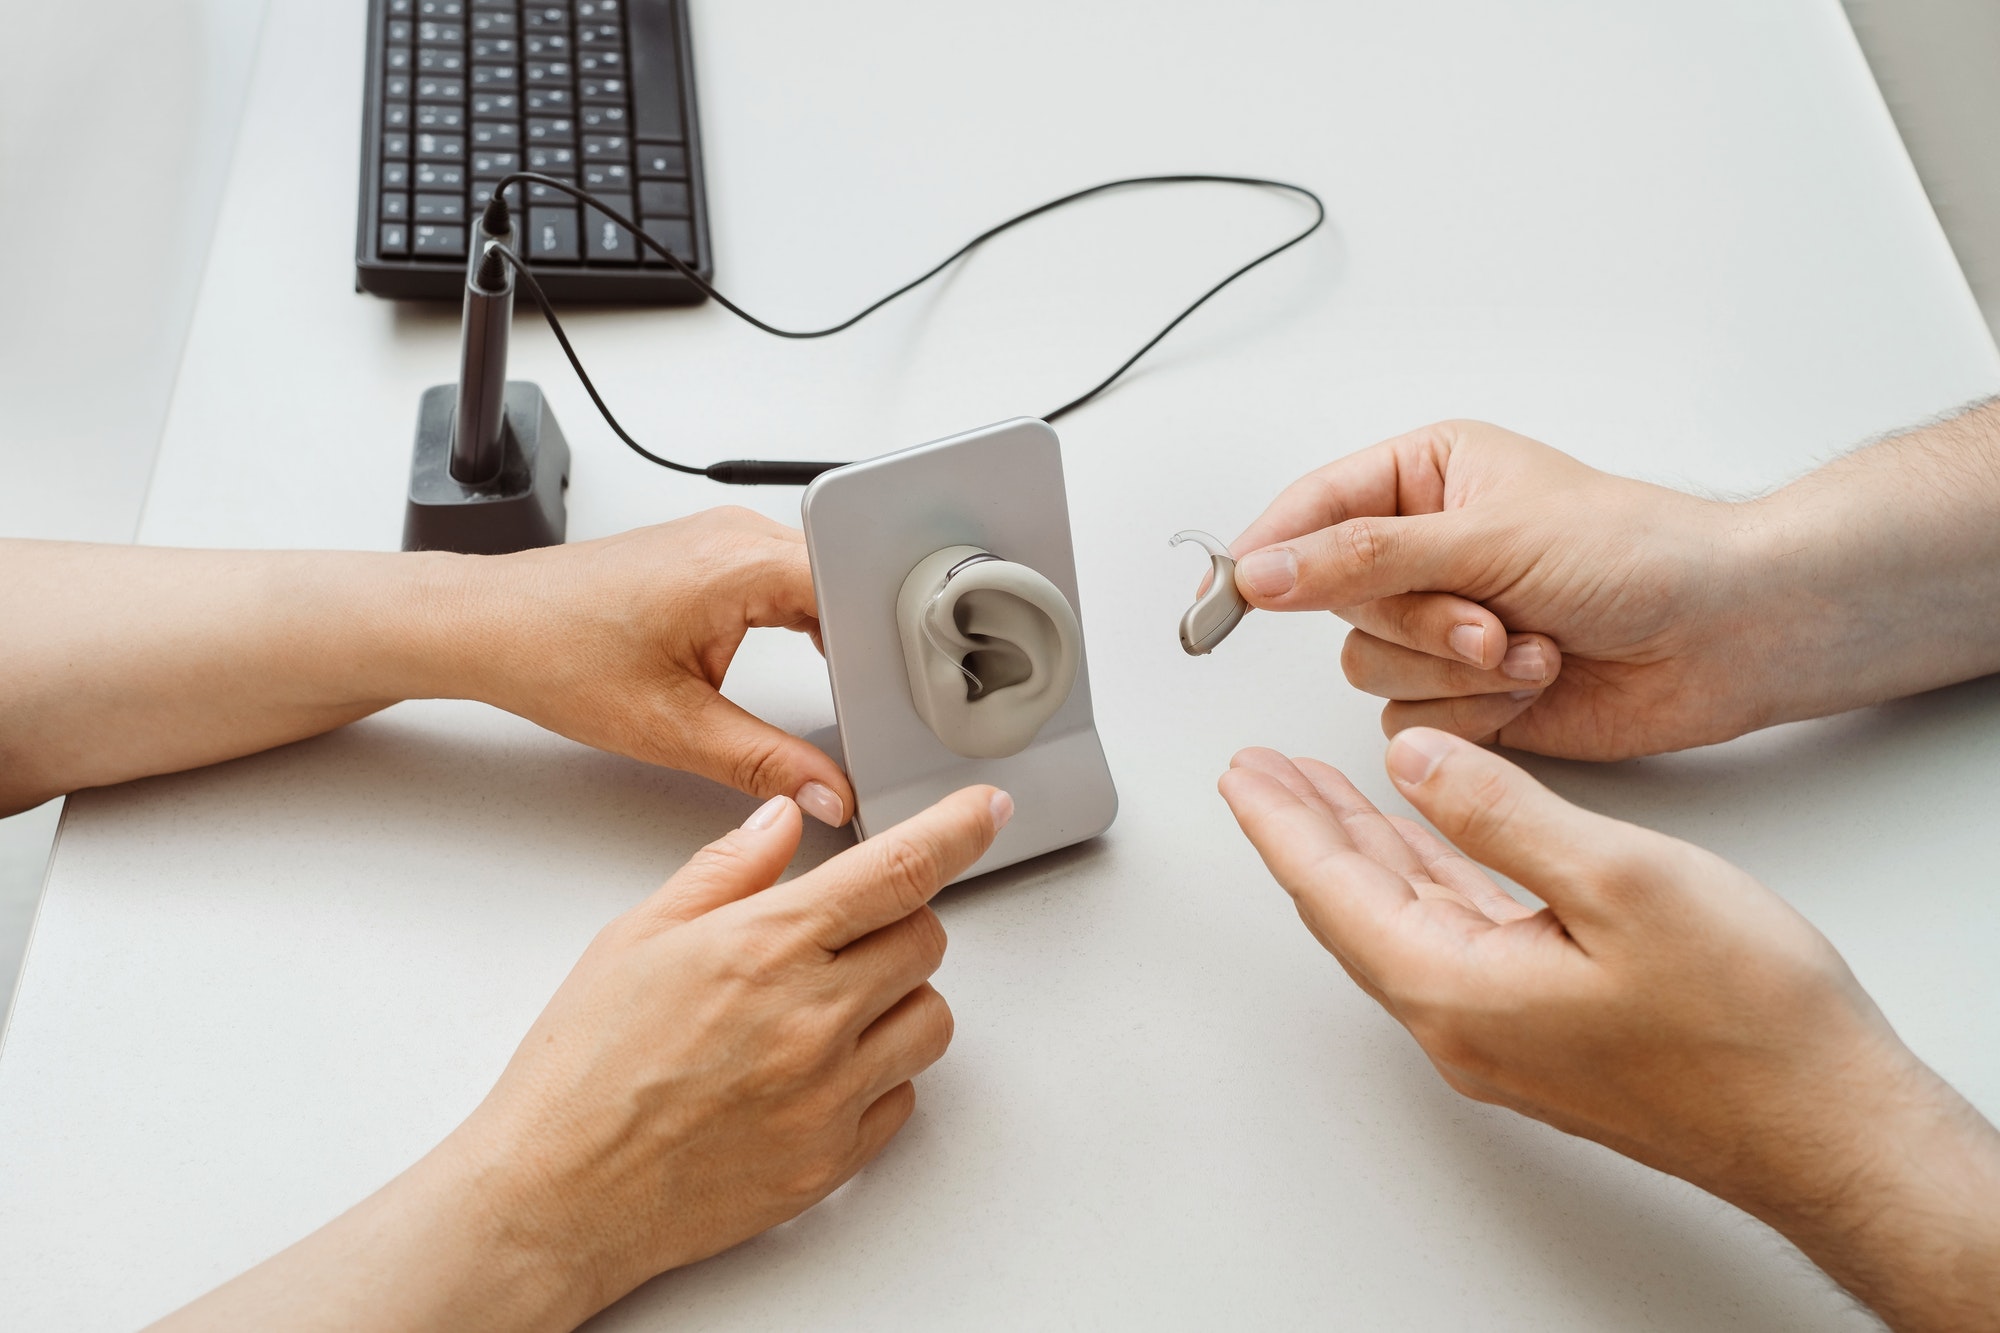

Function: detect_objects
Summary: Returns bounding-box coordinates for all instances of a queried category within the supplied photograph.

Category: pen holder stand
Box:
[401,381,570,554]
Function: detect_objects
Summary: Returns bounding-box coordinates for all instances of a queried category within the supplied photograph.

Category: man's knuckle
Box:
[1338,518,1386,577]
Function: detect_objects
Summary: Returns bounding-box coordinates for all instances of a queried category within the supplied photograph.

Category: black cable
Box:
[481,172,1325,483]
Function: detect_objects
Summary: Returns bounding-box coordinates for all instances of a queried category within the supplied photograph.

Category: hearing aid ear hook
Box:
[922,552,1007,694]
[1171,530,1249,656]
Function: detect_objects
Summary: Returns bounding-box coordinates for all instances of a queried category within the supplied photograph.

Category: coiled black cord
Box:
[479,171,1325,484]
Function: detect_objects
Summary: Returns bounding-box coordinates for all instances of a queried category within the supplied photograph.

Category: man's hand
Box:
[453,507,854,824]
[154,784,1012,1332]
[1226,420,1759,758]
[1218,733,2000,1332]
[1227,406,2000,760]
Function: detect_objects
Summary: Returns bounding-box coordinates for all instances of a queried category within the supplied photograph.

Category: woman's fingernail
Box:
[1387,729,1455,786]
[1448,623,1487,664]
[744,794,792,831]
[1501,642,1546,680]
[1508,689,1541,703]
[794,781,845,826]
[1237,548,1298,597]
[989,789,1015,832]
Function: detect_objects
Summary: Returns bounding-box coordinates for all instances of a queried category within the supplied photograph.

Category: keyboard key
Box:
[381,192,410,219]
[384,101,412,129]
[581,162,629,191]
[579,103,627,131]
[416,76,464,100]
[414,161,466,189]
[470,9,516,33]
[639,180,689,216]
[636,143,686,177]
[388,19,414,43]
[579,76,626,103]
[414,133,465,160]
[383,131,411,159]
[385,73,412,98]
[386,46,413,72]
[416,47,465,74]
[472,121,521,147]
[524,33,570,57]
[415,103,464,130]
[584,195,638,262]
[380,221,411,256]
[627,2,682,139]
[472,64,519,87]
[471,37,517,60]
[640,218,692,265]
[525,87,573,112]
[526,176,577,204]
[383,161,411,189]
[418,21,464,42]
[471,92,519,117]
[577,49,623,75]
[472,149,522,174]
[470,178,524,210]
[414,193,466,222]
[388,0,413,15]
[523,6,570,30]
[577,23,621,46]
[527,207,580,261]
[526,61,572,85]
[526,145,575,171]
[582,133,627,159]
[577,0,620,17]
[527,117,575,142]
[418,0,464,17]
[412,223,466,256]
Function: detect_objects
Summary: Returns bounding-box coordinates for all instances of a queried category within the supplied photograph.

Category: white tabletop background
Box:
[2,0,1997,1327]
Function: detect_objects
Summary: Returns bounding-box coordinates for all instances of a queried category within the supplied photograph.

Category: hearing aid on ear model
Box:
[1171,530,1249,655]
[801,418,1117,882]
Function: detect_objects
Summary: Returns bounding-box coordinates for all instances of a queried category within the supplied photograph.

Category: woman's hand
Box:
[154,784,1012,1332]
[1226,420,1763,758]
[1218,733,2000,1332]
[460,507,855,824]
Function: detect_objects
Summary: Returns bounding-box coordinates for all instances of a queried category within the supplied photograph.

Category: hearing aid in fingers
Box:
[1171,530,1250,656]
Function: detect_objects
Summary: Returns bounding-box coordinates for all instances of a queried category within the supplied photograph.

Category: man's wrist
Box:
[1738,1052,2000,1332]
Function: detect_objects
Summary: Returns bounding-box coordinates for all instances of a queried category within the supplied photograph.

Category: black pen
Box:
[450,221,514,487]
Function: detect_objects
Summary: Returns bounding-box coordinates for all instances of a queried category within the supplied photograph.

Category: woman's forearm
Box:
[0,541,478,815]
[1738,396,2000,724]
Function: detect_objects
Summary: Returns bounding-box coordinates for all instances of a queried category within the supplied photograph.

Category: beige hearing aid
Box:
[1171,530,1249,655]
[897,545,1084,759]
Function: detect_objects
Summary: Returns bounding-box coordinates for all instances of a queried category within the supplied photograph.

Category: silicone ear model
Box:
[897,545,1083,759]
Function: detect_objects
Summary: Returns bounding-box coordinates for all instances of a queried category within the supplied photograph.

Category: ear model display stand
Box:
[802,419,1117,881]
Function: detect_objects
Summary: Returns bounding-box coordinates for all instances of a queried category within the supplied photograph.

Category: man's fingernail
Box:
[1501,642,1546,680]
[989,789,1015,832]
[1448,623,1487,664]
[1237,548,1298,597]
[1387,729,1455,786]
[795,781,845,826]
[744,794,792,831]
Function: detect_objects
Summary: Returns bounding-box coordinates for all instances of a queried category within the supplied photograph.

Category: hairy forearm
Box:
[1738,1059,2000,1333]
[1737,396,2000,724]
[0,541,479,814]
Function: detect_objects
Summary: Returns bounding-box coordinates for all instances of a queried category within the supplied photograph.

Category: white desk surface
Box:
[5,1,1998,1328]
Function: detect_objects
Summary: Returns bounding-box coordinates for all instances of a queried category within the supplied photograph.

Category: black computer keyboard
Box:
[355,0,712,303]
